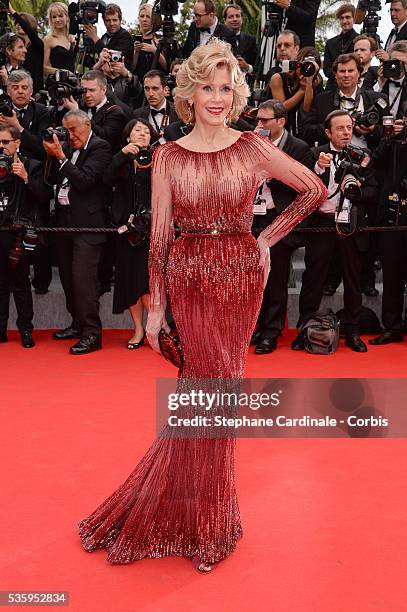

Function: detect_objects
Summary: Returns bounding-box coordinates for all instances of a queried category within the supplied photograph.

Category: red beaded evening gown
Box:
[78,131,326,564]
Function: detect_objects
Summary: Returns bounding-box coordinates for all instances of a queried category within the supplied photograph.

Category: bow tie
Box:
[340,95,355,103]
[88,106,97,116]
[150,108,164,117]
[391,27,399,37]
[14,107,27,119]
[389,79,402,87]
[199,27,211,33]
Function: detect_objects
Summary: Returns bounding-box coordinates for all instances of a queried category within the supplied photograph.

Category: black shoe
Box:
[322,285,337,296]
[0,330,7,343]
[254,337,278,354]
[251,330,262,345]
[69,335,101,355]
[345,334,367,352]
[291,334,305,351]
[368,331,404,345]
[362,286,379,297]
[21,330,35,348]
[53,326,81,340]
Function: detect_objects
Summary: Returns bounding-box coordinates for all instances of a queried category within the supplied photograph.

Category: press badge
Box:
[253,198,267,215]
[58,183,70,206]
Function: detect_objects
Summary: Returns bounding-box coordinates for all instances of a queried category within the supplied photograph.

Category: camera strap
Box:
[388,83,403,112]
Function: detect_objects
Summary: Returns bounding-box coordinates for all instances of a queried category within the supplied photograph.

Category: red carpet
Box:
[1,330,407,611]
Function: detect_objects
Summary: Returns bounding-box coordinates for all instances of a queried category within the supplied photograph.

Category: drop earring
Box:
[186,103,193,127]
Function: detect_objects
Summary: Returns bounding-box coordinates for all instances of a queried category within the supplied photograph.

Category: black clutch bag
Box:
[158,328,183,368]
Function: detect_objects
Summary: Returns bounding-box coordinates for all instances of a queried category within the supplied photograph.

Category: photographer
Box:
[134,70,179,137]
[223,4,258,77]
[84,3,133,70]
[62,69,128,152]
[374,41,407,118]
[324,4,358,91]
[0,33,26,92]
[182,0,236,59]
[104,118,158,349]
[381,0,407,55]
[251,100,313,354]
[0,71,52,161]
[43,110,112,355]
[273,0,321,48]
[0,124,51,348]
[300,53,389,148]
[369,117,407,345]
[354,35,378,89]
[291,110,378,353]
[269,47,323,137]
[94,47,143,112]
[9,3,44,93]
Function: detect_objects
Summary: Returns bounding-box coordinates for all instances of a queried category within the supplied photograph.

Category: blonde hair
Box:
[173,38,249,124]
[47,2,70,38]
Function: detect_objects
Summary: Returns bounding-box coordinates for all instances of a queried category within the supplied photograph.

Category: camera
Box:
[128,148,153,169]
[382,59,404,80]
[383,115,407,141]
[117,210,151,247]
[334,144,368,210]
[68,0,106,28]
[109,49,123,62]
[353,96,387,128]
[280,57,318,78]
[45,71,86,104]
[0,148,13,183]
[41,127,69,143]
[0,93,14,117]
[133,34,143,44]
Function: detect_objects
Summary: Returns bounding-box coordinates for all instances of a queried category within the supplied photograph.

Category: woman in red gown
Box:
[78,40,327,572]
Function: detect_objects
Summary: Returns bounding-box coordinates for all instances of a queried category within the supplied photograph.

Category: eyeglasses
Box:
[0,139,15,145]
[256,117,279,123]
[193,11,211,18]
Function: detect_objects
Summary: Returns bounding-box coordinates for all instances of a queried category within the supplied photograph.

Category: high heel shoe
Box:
[127,332,145,350]
[191,555,215,573]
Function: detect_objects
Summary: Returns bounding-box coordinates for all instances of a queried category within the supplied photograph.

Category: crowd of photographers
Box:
[1,0,407,355]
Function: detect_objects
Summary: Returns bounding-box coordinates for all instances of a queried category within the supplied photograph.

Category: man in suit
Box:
[182,0,236,59]
[382,0,407,55]
[250,100,314,354]
[83,3,134,70]
[374,41,407,119]
[223,4,258,76]
[300,53,389,149]
[0,70,53,294]
[43,110,112,355]
[0,123,50,348]
[324,3,359,90]
[271,0,320,48]
[134,70,179,138]
[369,118,407,345]
[291,110,378,353]
[354,35,379,90]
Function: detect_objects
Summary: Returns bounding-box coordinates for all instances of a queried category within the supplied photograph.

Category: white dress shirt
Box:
[199,17,217,46]
[58,131,92,206]
[315,145,352,214]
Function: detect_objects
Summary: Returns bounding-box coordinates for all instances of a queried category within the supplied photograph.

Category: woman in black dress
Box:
[43,2,76,75]
[132,4,167,81]
[269,47,323,137]
[104,118,159,349]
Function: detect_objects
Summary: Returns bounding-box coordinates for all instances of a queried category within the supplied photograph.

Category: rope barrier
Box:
[0,225,407,233]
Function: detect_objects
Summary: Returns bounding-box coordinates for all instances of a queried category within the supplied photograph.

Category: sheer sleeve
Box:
[147,144,174,351]
[249,132,328,248]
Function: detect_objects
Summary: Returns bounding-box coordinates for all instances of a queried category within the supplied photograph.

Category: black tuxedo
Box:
[372,138,407,332]
[361,66,378,90]
[17,102,52,161]
[89,99,128,152]
[252,131,313,340]
[0,160,49,334]
[163,117,253,141]
[384,21,407,51]
[234,31,258,67]
[297,144,378,334]
[94,27,134,70]
[378,78,407,119]
[299,88,389,148]
[134,100,179,133]
[285,0,321,47]
[182,21,236,58]
[49,134,112,338]
[323,29,358,85]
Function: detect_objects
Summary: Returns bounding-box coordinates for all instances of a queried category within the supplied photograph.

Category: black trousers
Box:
[257,240,295,339]
[55,228,103,338]
[0,231,33,332]
[297,214,363,334]
[378,230,407,333]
